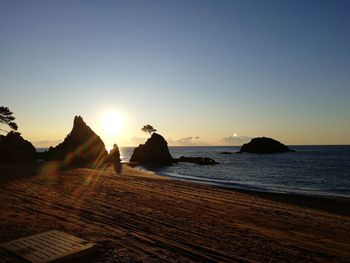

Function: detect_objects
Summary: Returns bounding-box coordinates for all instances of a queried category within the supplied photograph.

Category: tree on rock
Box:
[0,106,18,133]
[141,124,157,135]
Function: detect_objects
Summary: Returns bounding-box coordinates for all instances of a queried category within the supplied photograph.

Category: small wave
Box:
[140,169,350,198]
[150,170,273,192]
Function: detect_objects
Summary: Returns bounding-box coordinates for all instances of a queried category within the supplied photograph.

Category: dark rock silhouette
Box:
[0,131,36,163]
[238,137,294,154]
[36,150,50,161]
[107,143,121,163]
[49,116,108,167]
[220,151,234,154]
[130,133,173,165]
[175,156,219,165]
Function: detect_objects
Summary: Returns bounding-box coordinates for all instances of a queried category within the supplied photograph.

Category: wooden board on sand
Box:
[0,230,96,263]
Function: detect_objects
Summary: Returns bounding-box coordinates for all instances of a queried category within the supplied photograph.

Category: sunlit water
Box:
[120,146,350,198]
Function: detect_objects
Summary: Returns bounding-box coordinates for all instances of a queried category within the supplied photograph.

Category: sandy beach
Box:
[0,162,349,262]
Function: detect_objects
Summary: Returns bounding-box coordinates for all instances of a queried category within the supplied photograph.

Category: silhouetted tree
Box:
[141,124,157,135]
[0,106,18,133]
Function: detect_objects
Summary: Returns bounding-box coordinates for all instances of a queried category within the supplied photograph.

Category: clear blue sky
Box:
[1,0,349,147]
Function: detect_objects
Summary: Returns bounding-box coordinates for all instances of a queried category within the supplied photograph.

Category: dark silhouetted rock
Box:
[49,116,108,167]
[220,151,234,154]
[107,143,121,163]
[238,137,294,154]
[0,131,36,163]
[130,133,173,165]
[175,156,219,165]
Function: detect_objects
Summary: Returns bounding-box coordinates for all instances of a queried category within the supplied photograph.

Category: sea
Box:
[37,146,350,198]
[120,146,350,198]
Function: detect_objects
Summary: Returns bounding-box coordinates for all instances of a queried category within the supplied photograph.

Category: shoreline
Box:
[227,187,350,217]
[173,176,350,217]
[130,164,350,217]
[1,162,350,262]
[2,162,350,217]
[1,162,350,217]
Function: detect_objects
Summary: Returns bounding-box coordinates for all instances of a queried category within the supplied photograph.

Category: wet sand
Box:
[0,162,349,262]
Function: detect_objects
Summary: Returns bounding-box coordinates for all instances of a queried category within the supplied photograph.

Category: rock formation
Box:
[49,116,108,167]
[175,156,219,165]
[0,131,36,163]
[107,143,121,163]
[238,137,294,154]
[130,133,174,165]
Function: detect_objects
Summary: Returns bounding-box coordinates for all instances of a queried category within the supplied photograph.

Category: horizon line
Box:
[34,144,350,149]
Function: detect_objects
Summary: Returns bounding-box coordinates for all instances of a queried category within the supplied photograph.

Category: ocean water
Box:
[120,146,350,198]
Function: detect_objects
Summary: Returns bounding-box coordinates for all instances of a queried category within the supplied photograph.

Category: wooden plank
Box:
[0,230,96,263]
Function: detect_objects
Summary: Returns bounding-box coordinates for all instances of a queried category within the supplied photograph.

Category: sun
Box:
[100,111,124,137]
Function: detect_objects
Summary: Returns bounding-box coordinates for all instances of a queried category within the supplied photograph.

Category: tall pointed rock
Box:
[49,116,108,167]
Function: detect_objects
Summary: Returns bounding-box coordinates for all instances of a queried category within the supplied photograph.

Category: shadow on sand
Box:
[113,162,122,174]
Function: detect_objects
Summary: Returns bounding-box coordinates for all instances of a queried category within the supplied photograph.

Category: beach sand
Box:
[0,162,349,262]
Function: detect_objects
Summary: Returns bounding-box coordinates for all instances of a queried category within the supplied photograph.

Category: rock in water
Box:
[130,133,173,165]
[107,143,121,163]
[0,131,36,163]
[238,137,294,153]
[49,116,108,167]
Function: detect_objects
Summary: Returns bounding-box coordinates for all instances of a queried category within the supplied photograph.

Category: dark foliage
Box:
[141,124,157,135]
[0,106,18,132]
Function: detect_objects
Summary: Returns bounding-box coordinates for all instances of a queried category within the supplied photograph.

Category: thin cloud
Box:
[168,136,202,146]
[221,135,252,146]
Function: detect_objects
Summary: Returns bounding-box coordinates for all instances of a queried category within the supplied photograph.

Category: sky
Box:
[1,0,350,147]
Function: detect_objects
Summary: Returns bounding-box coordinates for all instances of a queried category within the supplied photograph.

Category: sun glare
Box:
[100,111,124,137]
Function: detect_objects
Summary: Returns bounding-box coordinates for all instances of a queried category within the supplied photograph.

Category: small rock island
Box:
[130,131,219,165]
[130,133,174,165]
[238,137,295,154]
